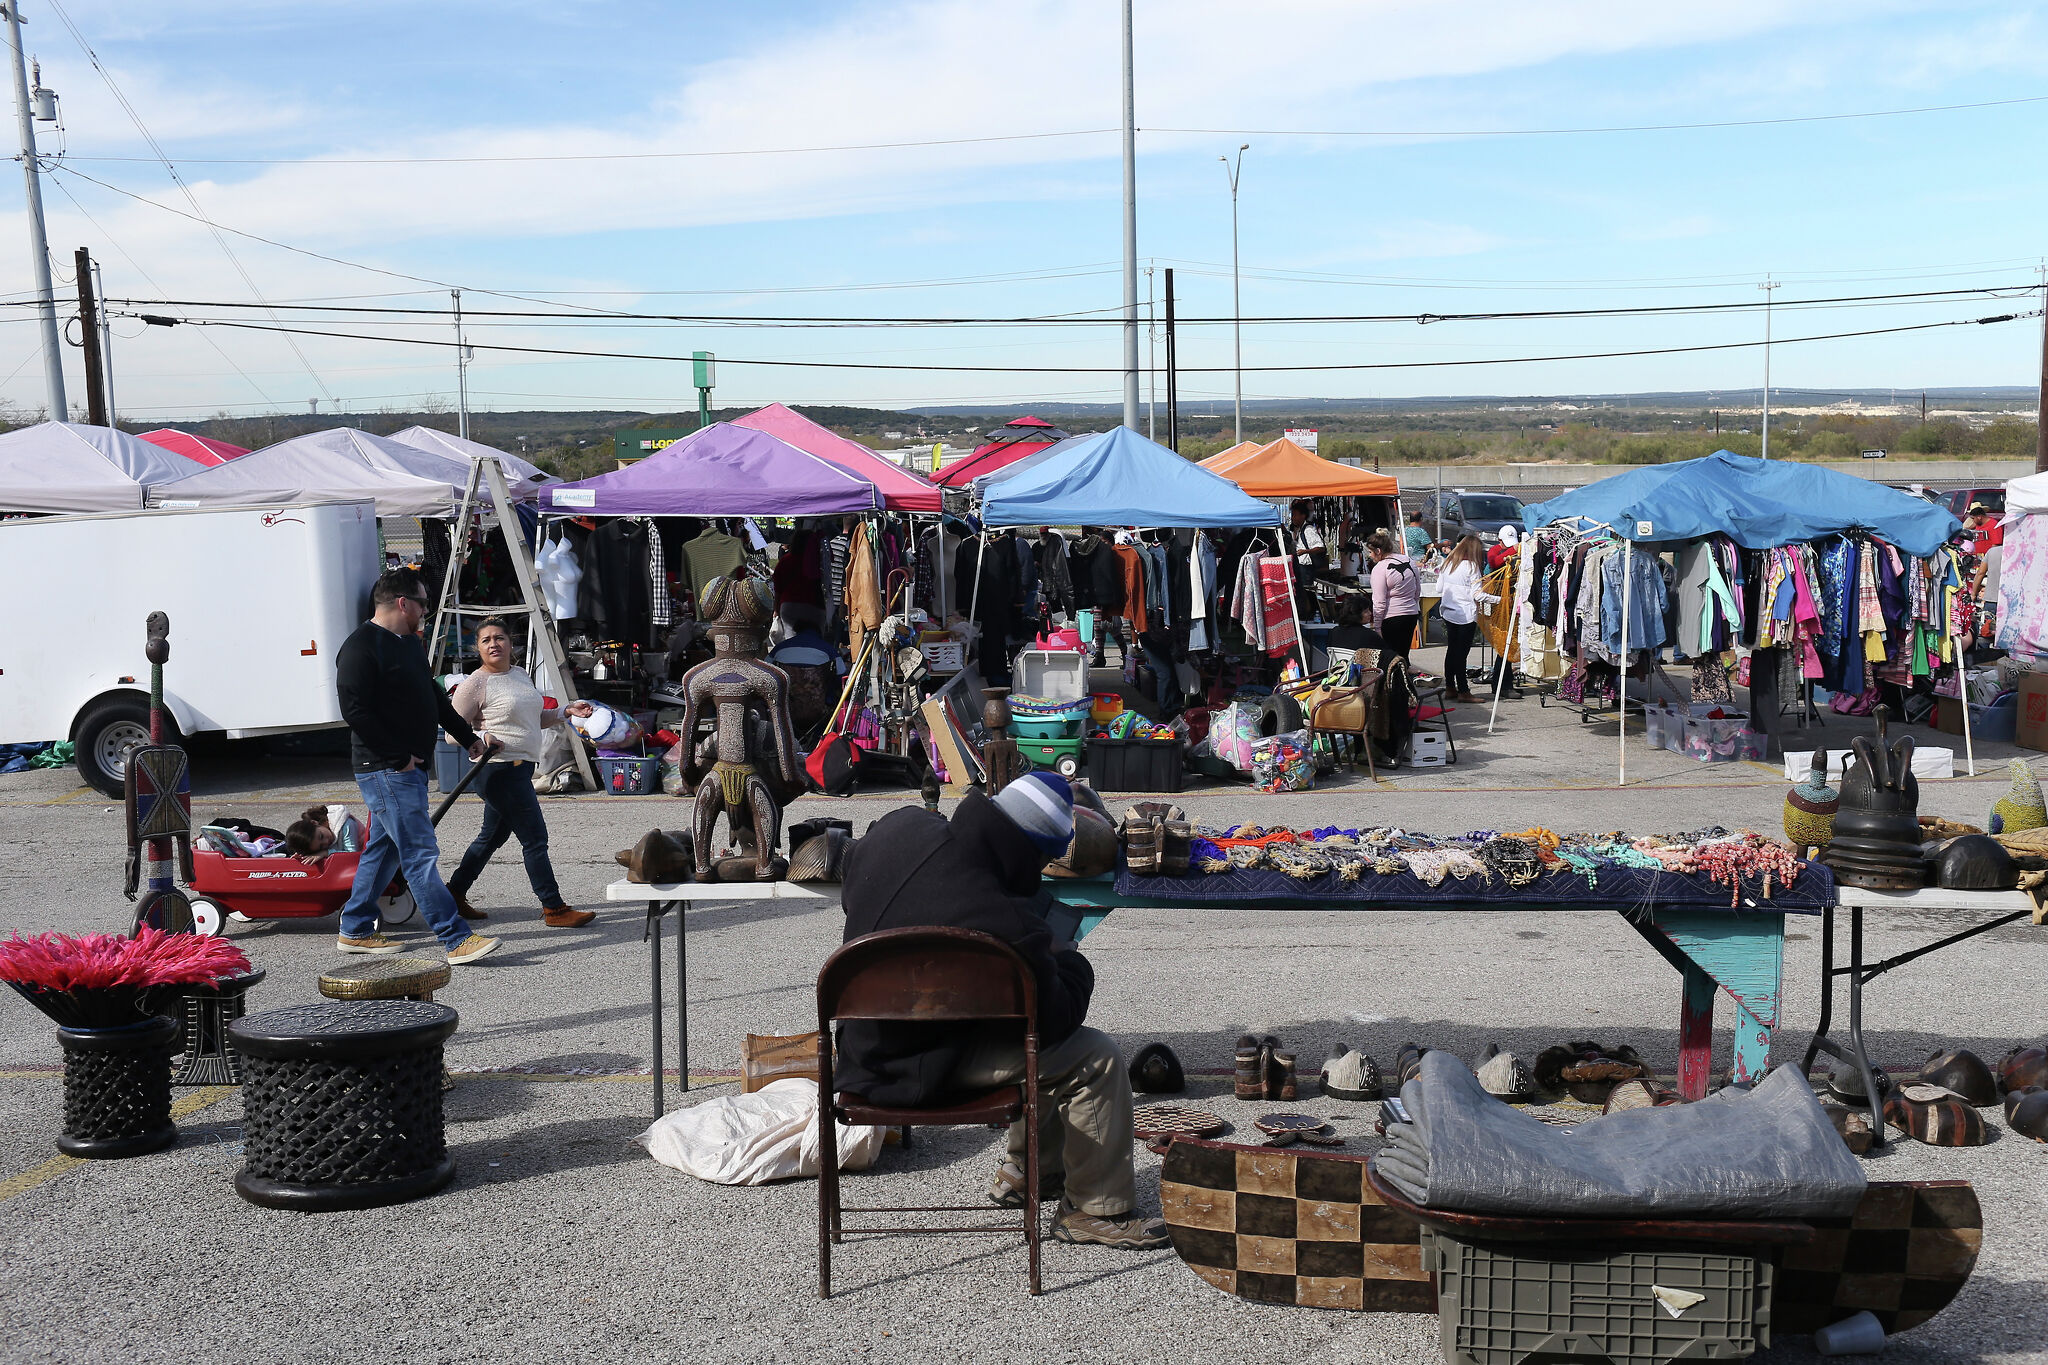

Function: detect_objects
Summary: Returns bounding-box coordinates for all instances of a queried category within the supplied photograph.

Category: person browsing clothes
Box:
[333,569,501,964]
[445,616,598,929]
[834,772,1169,1250]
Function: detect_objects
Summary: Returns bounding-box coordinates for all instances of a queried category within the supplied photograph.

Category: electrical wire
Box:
[107,308,2039,375]
[78,284,2040,328]
[44,0,333,401]
[45,173,278,403]
[41,92,2048,167]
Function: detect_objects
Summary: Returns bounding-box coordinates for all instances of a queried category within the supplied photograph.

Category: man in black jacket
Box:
[836,773,1166,1250]
[333,569,499,964]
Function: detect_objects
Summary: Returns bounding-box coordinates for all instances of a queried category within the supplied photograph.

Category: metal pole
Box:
[1164,268,1179,452]
[1145,265,1156,440]
[92,257,113,426]
[1433,465,1443,543]
[6,4,65,421]
[1223,146,1248,445]
[1759,276,1777,458]
[1618,536,1632,787]
[2036,268,2048,473]
[452,289,470,440]
[1119,0,1139,432]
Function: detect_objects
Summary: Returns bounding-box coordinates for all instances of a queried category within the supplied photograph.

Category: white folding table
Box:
[1801,884,2037,1147]
[604,879,828,1118]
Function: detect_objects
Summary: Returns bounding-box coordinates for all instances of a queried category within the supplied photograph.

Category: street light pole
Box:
[1759,275,1778,459]
[4,3,65,421]
[452,289,471,440]
[1221,143,1248,445]
[1119,0,1139,432]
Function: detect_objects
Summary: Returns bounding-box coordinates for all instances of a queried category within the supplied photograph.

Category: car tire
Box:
[75,697,177,798]
[1259,692,1306,738]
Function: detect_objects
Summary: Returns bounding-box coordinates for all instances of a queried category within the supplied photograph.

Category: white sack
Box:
[634,1078,883,1185]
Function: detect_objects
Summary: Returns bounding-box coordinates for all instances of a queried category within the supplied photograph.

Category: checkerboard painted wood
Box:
[1773,1180,1982,1336]
[1158,1138,1435,1313]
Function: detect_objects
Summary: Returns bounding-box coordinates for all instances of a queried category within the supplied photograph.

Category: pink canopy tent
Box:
[137,429,250,467]
[932,414,1070,488]
[732,403,942,512]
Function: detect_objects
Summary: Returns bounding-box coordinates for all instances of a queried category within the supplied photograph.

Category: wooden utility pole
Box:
[2037,278,2048,471]
[73,247,106,426]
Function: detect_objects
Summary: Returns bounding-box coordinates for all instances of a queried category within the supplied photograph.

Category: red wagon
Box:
[186,846,414,937]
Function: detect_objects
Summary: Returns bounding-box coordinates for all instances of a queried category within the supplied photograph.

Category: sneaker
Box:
[1052,1203,1170,1250]
[447,934,501,965]
[336,933,405,955]
[542,904,596,928]
[988,1159,1064,1208]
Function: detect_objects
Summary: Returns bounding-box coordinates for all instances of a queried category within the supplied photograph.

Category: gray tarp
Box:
[151,428,457,518]
[1377,1050,1867,1220]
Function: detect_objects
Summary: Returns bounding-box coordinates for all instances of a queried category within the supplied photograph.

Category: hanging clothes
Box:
[646,521,671,629]
[1257,557,1298,658]
[845,521,884,661]
[1998,515,2048,655]
[1114,543,1150,635]
[1230,551,1267,652]
[681,527,748,609]
[1037,531,1074,616]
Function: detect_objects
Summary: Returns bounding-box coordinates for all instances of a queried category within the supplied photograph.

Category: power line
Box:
[44,172,278,403]
[41,92,2048,168]
[110,308,2038,375]
[43,0,332,401]
[84,283,2039,328]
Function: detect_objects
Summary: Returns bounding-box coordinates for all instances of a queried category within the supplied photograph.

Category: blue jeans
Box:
[340,766,472,950]
[447,760,561,907]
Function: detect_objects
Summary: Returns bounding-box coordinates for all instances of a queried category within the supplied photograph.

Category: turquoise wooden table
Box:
[1044,875,1805,1102]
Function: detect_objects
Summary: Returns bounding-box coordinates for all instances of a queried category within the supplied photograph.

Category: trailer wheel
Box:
[75,698,177,798]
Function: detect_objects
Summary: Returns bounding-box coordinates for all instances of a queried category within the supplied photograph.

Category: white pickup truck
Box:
[0,501,380,794]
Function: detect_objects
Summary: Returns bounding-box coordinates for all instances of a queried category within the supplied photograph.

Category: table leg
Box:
[1676,964,1716,1102]
[1848,906,1886,1149]
[688,896,696,1096]
[648,898,664,1120]
[1799,905,1836,1078]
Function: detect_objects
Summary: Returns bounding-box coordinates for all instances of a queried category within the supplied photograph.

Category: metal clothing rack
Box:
[426,457,596,793]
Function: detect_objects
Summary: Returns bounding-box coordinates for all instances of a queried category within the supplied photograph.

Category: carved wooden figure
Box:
[677,577,802,881]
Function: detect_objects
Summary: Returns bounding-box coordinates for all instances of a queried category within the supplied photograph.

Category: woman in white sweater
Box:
[446,617,597,928]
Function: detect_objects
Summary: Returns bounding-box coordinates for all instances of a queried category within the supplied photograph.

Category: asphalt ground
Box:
[1,671,2044,1363]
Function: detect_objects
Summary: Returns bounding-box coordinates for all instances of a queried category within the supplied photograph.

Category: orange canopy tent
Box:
[1205,438,1398,499]
[1197,441,1265,475]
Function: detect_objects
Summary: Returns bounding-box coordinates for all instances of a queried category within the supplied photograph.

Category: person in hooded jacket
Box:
[834,772,1168,1250]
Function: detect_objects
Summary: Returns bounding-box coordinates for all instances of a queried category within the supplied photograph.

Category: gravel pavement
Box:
[2,686,2044,1364]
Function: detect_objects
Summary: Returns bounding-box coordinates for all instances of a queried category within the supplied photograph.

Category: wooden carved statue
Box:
[678,576,802,881]
[127,611,196,932]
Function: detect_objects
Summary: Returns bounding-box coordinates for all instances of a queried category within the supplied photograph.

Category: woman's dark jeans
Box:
[448,760,561,906]
[1443,620,1476,693]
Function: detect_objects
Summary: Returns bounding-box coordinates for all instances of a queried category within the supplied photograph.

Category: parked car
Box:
[1937,487,2004,518]
[1410,490,1528,545]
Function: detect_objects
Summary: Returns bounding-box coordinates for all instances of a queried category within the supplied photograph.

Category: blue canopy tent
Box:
[979,426,1280,529]
[1519,451,1968,781]
[1521,450,1958,557]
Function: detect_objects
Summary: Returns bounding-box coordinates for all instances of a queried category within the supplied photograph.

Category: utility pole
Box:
[1144,265,1157,440]
[5,5,64,421]
[1164,267,1179,453]
[1759,275,1778,458]
[91,254,112,425]
[2037,268,2048,472]
[452,289,470,439]
[1119,0,1139,432]
[1221,144,1249,445]
[72,246,104,425]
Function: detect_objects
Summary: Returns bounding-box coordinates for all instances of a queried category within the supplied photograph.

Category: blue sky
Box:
[2,0,2046,420]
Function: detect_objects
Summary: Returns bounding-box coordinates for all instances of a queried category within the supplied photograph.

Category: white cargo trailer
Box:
[0,501,380,794]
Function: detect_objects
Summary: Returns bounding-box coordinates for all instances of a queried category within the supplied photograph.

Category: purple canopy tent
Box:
[541,422,881,516]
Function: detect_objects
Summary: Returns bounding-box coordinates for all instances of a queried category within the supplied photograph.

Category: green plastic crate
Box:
[1424,1228,1773,1365]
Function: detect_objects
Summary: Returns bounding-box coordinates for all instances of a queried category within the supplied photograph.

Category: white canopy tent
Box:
[0,422,201,513]
[151,428,457,518]
[388,425,552,497]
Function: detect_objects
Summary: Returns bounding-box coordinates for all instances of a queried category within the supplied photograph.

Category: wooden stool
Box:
[172,967,266,1087]
[318,956,451,1003]
[227,1000,458,1211]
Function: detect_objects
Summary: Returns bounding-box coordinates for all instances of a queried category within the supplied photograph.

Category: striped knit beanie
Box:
[991,771,1075,857]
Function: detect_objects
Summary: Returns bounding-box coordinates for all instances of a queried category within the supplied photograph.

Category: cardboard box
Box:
[2017,672,2048,752]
